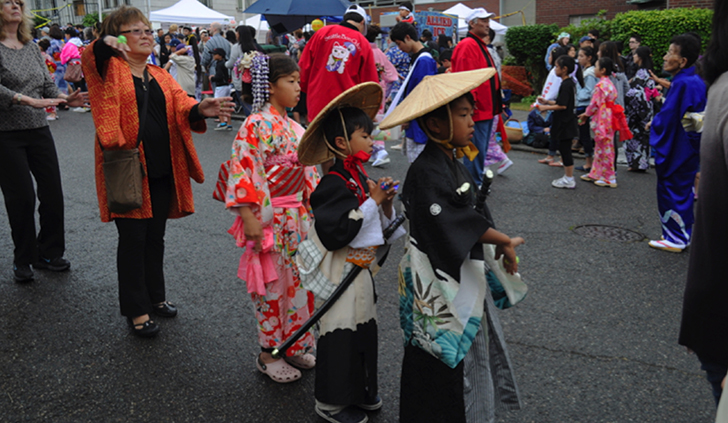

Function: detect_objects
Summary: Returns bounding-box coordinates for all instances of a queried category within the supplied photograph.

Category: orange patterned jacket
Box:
[82,41,207,222]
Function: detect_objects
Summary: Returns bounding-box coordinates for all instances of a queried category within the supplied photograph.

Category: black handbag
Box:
[100,69,149,214]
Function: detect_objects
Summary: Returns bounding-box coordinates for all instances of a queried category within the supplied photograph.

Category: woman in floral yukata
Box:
[624,46,658,172]
[225,53,319,383]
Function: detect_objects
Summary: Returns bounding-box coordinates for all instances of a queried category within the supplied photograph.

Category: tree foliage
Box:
[504,24,558,92]
[610,8,712,56]
[505,8,713,90]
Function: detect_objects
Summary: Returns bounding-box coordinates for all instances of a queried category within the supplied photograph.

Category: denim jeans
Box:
[464,119,494,185]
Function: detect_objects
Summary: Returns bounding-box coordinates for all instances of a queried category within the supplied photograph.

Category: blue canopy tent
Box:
[244,0,351,33]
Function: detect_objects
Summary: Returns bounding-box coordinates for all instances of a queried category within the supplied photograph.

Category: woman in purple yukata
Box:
[648,34,706,253]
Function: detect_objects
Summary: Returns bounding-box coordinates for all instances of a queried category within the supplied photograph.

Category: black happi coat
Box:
[309,159,379,406]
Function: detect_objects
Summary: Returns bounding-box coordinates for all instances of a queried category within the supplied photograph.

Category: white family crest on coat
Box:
[430,203,442,216]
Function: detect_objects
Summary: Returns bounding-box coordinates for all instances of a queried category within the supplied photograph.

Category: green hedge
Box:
[610,8,712,57]
[504,24,558,93]
[506,7,713,90]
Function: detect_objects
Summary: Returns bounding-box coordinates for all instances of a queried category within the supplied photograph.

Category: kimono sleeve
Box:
[225,117,271,211]
[403,154,491,281]
[310,175,364,252]
[650,75,706,177]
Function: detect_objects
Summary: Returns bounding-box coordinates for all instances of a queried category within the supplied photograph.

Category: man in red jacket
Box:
[299,5,379,122]
[451,8,512,184]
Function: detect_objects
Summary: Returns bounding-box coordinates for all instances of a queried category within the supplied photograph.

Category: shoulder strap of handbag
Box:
[135,68,150,148]
[98,68,150,151]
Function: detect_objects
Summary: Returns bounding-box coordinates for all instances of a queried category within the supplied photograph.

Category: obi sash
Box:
[605,101,634,140]
[265,153,305,202]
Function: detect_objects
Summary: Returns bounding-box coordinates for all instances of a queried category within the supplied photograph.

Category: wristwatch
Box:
[13,93,22,105]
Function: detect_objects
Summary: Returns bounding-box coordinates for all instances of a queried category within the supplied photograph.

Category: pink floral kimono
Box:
[225,103,319,357]
[584,76,619,183]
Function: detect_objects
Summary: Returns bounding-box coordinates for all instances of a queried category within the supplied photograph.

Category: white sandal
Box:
[256,355,301,383]
[284,353,316,370]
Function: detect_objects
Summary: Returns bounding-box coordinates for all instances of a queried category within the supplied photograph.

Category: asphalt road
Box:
[0,109,714,422]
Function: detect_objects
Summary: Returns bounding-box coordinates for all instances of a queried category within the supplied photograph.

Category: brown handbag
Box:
[64,60,83,83]
[100,70,149,214]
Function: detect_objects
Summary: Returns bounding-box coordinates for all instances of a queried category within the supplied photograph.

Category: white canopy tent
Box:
[443,3,508,38]
[150,0,234,25]
[245,14,270,44]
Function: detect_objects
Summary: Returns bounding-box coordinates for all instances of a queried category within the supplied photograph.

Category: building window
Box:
[199,0,212,8]
[73,0,85,15]
[569,15,597,26]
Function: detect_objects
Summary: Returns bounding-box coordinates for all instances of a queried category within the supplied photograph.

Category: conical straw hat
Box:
[298,82,383,166]
[379,68,496,130]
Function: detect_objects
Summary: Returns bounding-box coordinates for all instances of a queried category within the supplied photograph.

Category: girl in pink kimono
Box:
[225,54,319,383]
[578,57,631,188]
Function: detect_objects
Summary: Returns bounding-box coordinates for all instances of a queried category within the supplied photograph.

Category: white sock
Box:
[565,176,574,182]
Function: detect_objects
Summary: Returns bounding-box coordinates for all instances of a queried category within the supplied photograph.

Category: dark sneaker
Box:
[34,257,71,272]
[315,405,368,423]
[356,395,382,411]
[13,264,34,283]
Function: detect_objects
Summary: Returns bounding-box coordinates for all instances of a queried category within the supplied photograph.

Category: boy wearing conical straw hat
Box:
[297,82,406,423]
[379,69,525,422]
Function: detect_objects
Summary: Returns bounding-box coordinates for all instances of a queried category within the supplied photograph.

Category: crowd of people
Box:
[530,28,706,256]
[2,0,727,421]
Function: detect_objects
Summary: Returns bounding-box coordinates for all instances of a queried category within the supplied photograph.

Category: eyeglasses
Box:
[119,28,153,37]
[3,0,24,7]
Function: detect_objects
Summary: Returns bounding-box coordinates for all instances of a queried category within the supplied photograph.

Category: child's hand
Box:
[535,103,543,111]
[495,237,525,275]
[238,207,263,252]
[367,178,387,206]
[577,114,586,125]
[369,177,398,206]
[380,178,399,218]
[537,96,547,104]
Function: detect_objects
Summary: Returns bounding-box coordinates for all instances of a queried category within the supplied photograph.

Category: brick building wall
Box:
[366,0,499,25]
[535,0,638,27]
[669,0,712,7]
[536,0,712,27]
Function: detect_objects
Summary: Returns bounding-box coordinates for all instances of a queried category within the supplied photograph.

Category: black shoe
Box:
[152,301,178,318]
[127,317,160,338]
[13,264,34,283]
[356,395,382,411]
[34,256,71,272]
[315,406,368,423]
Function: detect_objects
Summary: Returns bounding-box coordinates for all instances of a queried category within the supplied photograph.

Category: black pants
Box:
[0,126,65,266]
[114,177,171,317]
[576,106,594,157]
[557,138,574,167]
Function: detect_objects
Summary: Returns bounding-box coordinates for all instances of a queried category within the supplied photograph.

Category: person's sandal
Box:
[126,317,160,338]
[548,161,564,167]
[284,353,316,370]
[152,301,178,318]
[537,157,554,164]
[256,355,301,383]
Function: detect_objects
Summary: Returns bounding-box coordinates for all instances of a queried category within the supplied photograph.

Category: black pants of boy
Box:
[0,127,65,267]
[575,107,594,157]
[557,138,574,167]
[114,176,171,318]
